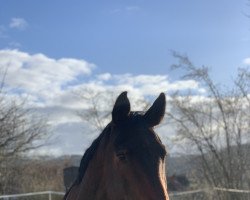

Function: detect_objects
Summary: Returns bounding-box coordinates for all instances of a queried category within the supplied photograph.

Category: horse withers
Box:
[64,92,169,200]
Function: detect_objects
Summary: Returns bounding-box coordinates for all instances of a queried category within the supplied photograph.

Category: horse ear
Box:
[144,93,166,127]
[112,91,130,124]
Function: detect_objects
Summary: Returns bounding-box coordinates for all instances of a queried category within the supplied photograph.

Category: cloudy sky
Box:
[0,0,249,156]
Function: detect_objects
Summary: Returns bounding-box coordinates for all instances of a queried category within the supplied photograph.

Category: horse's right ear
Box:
[144,93,166,127]
[112,91,130,124]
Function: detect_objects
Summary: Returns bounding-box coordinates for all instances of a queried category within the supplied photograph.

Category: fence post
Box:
[49,191,52,200]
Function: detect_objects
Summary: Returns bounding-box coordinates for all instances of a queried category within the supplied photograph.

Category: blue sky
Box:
[1,0,249,79]
[0,0,249,155]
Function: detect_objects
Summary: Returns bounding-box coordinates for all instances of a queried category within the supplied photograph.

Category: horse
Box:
[64,91,169,200]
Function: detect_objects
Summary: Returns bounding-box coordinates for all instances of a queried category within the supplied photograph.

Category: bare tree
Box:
[167,52,250,200]
[0,71,50,194]
[76,89,115,132]
[0,100,48,160]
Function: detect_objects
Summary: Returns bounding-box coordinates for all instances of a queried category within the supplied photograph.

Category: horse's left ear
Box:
[112,91,130,124]
[144,93,166,127]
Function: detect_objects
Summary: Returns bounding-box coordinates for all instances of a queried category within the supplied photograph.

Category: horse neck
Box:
[76,135,114,200]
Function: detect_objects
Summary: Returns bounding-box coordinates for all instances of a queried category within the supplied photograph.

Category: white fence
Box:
[0,191,64,200]
[0,188,250,200]
[214,187,250,194]
[169,188,250,199]
[169,189,207,197]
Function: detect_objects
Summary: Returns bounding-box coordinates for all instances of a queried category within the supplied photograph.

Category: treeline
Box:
[0,156,74,194]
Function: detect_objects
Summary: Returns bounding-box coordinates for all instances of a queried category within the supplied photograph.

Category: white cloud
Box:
[93,73,201,97]
[243,57,250,65]
[30,146,64,157]
[9,18,28,30]
[96,73,112,81]
[0,49,94,104]
[168,80,199,91]
[0,49,206,156]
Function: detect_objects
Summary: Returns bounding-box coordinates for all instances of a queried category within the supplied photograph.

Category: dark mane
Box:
[73,113,141,186]
[76,112,142,183]
[64,123,112,200]
[75,123,112,185]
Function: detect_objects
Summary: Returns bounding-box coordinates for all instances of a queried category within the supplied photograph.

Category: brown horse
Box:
[64,92,169,200]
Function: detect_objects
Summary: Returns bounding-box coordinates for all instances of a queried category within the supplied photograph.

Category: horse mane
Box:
[75,112,145,184]
[75,123,112,185]
[63,124,111,200]
[72,112,145,186]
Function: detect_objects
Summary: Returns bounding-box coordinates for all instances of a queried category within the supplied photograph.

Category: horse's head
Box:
[64,92,169,200]
[103,92,169,200]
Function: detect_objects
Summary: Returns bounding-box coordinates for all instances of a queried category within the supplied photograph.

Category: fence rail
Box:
[0,191,64,200]
[1,188,250,200]
[214,187,250,194]
[169,189,207,197]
